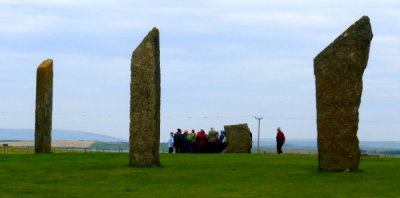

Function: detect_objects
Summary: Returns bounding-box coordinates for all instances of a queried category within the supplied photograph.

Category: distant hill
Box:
[0,128,126,142]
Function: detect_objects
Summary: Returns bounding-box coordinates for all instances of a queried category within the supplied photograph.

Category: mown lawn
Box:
[0,153,399,198]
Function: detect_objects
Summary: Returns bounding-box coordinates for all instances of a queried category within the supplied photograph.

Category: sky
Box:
[0,0,399,142]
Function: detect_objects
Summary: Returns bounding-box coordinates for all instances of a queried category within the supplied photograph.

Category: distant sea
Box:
[258,138,400,149]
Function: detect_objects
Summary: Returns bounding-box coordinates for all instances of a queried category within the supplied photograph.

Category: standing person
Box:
[168,132,174,153]
[185,130,194,153]
[249,131,253,153]
[174,128,183,153]
[218,130,227,152]
[207,127,218,153]
[276,127,286,154]
[196,129,207,153]
[183,130,189,153]
[190,129,197,153]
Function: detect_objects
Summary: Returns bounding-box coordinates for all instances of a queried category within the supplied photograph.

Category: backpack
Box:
[186,134,193,142]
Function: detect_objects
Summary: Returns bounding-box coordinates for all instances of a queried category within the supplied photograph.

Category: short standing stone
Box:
[222,123,252,153]
[314,16,373,171]
[129,28,161,166]
[35,59,53,153]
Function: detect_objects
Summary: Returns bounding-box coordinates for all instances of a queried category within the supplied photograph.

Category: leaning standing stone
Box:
[222,123,252,153]
[314,16,373,171]
[129,28,161,166]
[35,59,53,153]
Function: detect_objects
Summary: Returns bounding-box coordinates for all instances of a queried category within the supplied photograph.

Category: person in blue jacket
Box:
[168,132,174,153]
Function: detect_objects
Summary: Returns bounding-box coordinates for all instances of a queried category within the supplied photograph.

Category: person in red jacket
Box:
[196,129,208,153]
[276,127,286,154]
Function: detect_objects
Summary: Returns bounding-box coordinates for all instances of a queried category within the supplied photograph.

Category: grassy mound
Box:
[0,153,399,197]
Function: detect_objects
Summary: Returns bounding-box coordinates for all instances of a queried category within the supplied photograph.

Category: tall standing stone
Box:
[222,123,252,153]
[129,28,160,166]
[35,59,53,153]
[314,16,373,171]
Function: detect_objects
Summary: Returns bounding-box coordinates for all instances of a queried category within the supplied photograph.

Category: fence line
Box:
[1,145,399,158]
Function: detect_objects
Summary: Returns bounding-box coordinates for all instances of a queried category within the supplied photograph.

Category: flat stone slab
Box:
[222,123,252,153]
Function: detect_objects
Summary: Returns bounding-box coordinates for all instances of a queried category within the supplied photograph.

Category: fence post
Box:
[2,144,8,154]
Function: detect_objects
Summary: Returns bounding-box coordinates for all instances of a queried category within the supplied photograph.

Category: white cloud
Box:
[221,12,337,28]
[230,58,312,82]
[0,0,115,7]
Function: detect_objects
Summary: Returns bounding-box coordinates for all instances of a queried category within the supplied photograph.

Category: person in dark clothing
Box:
[174,128,183,153]
[249,131,253,153]
[276,127,286,154]
[183,130,189,153]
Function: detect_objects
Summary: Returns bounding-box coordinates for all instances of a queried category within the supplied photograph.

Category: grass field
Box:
[0,153,399,198]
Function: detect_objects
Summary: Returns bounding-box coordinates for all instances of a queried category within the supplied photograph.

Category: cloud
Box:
[229,58,312,82]
[0,0,115,7]
[221,12,337,28]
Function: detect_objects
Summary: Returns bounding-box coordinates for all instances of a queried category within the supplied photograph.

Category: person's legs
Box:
[169,147,173,153]
[189,143,195,153]
[199,146,205,153]
[212,143,217,153]
[219,143,227,153]
[196,145,201,153]
[277,143,283,154]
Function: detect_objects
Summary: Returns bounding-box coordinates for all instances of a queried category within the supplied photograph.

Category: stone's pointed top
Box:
[38,59,53,69]
[346,15,371,32]
[145,27,159,38]
[359,15,370,22]
[132,28,160,57]
[314,16,373,62]
[151,27,159,33]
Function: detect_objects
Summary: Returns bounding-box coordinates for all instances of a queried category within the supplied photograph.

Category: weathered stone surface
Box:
[35,59,53,153]
[222,123,252,153]
[129,28,160,166]
[314,16,373,171]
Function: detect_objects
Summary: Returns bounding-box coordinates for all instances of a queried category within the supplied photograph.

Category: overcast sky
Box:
[0,0,399,142]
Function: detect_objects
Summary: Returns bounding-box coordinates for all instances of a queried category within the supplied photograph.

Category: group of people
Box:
[167,126,286,154]
[168,127,227,154]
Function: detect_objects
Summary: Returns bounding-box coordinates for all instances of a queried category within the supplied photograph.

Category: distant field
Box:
[0,153,399,198]
[0,141,95,148]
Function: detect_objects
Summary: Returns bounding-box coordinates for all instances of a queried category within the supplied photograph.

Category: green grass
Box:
[0,153,399,198]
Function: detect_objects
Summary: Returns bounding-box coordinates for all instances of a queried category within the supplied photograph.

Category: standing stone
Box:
[129,28,160,166]
[314,16,373,171]
[222,123,252,153]
[35,59,53,153]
